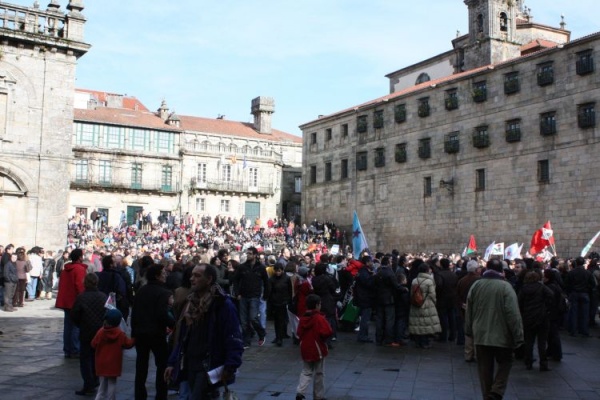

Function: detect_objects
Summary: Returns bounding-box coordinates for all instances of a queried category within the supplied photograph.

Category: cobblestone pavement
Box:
[2,297,600,399]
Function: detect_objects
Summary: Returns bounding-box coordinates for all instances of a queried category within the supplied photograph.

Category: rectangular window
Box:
[325,162,332,181]
[505,119,521,142]
[418,97,430,118]
[341,159,348,179]
[248,167,258,187]
[156,131,174,153]
[394,104,407,123]
[197,163,207,183]
[310,132,317,145]
[325,128,332,141]
[310,165,317,185]
[374,147,385,167]
[504,71,520,94]
[537,62,554,86]
[104,126,124,148]
[196,198,206,212]
[130,129,149,151]
[473,126,490,148]
[576,50,594,76]
[75,159,88,182]
[220,199,230,213]
[294,176,302,193]
[540,112,557,136]
[98,160,111,185]
[445,89,459,110]
[424,176,432,197]
[578,103,596,128]
[131,163,142,189]
[357,115,368,133]
[161,165,173,191]
[472,81,487,103]
[341,124,349,138]
[356,151,368,171]
[75,123,99,146]
[221,164,232,182]
[418,138,431,159]
[476,168,486,191]
[373,110,384,129]
[538,160,550,183]
[395,143,407,163]
[444,132,460,154]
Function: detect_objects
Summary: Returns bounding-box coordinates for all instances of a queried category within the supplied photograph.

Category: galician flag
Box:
[352,211,369,260]
[504,243,520,260]
[581,230,600,257]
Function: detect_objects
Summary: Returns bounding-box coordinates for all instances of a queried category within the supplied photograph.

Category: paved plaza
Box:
[2,297,600,400]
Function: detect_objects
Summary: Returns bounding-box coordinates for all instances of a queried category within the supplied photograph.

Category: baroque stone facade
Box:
[300,0,599,256]
[0,1,89,250]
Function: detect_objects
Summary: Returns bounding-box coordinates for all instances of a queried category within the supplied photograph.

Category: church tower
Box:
[462,0,524,70]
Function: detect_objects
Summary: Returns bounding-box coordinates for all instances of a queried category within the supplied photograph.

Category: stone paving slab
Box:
[2,297,600,399]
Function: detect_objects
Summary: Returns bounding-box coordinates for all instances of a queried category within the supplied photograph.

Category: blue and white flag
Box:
[352,211,369,260]
[483,241,495,262]
[242,155,248,169]
[581,230,600,257]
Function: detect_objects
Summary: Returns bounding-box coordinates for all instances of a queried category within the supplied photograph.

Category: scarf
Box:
[184,284,218,324]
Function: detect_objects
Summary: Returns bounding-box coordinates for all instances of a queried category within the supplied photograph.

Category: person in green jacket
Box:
[465,258,524,400]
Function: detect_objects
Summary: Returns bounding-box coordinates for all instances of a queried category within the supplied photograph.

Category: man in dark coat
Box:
[374,255,400,346]
[354,256,376,343]
[565,256,596,337]
[436,258,459,343]
[96,255,129,320]
[131,263,175,400]
[312,261,338,348]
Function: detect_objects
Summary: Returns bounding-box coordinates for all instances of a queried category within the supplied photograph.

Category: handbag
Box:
[222,385,238,400]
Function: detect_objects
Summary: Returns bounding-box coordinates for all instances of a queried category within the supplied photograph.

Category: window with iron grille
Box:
[424,176,432,197]
[475,168,485,191]
[98,160,111,185]
[373,110,384,129]
[538,160,550,183]
[540,112,557,136]
[504,71,520,95]
[325,162,332,181]
[472,81,487,103]
[310,165,317,185]
[326,128,332,141]
[342,124,349,138]
[576,50,594,76]
[356,151,368,171]
[418,138,431,159]
[357,115,368,133]
[341,159,348,179]
[473,126,490,148]
[418,98,430,118]
[578,103,596,129]
[505,119,521,142]
[310,132,317,145]
[395,143,407,163]
[394,104,406,123]
[374,147,385,167]
[445,89,459,110]
[537,62,554,86]
[444,132,460,154]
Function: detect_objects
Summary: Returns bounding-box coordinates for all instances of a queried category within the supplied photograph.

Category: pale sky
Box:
[13,1,600,136]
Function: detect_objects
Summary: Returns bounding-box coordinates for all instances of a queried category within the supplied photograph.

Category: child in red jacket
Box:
[296,294,333,400]
[91,309,135,400]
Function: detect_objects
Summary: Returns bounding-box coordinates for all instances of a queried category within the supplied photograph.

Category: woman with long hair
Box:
[13,248,30,307]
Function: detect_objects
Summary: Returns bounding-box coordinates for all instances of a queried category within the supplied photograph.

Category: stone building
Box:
[71,90,302,228]
[300,0,599,256]
[0,0,89,250]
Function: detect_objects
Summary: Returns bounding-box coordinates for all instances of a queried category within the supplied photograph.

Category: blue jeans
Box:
[239,297,265,345]
[357,307,372,341]
[375,304,395,344]
[0,285,4,306]
[63,309,80,356]
[259,298,267,330]
[568,292,590,336]
[178,381,191,400]
[26,276,39,299]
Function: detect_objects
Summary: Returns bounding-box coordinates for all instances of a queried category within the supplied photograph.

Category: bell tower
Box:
[462,0,524,70]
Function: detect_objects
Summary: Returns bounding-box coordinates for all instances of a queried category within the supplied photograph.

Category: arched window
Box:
[477,14,484,33]
[500,12,508,32]
[415,73,431,85]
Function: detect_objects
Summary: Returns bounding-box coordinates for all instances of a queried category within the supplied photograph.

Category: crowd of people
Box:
[1,214,600,399]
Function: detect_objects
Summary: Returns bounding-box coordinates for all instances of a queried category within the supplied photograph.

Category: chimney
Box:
[158,100,169,121]
[105,94,123,108]
[251,96,274,134]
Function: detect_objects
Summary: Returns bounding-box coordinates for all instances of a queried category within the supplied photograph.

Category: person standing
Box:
[164,264,244,399]
[465,258,524,400]
[268,263,292,346]
[456,259,481,361]
[373,255,400,347]
[0,244,15,308]
[27,246,44,300]
[56,248,88,358]
[13,248,30,308]
[354,256,376,343]
[565,256,596,337]
[131,263,175,400]
[409,263,441,349]
[3,252,18,312]
[41,250,56,300]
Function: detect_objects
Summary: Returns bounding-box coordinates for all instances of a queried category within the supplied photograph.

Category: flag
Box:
[466,235,477,255]
[352,211,369,260]
[491,242,504,256]
[483,241,495,262]
[529,221,555,255]
[242,155,248,169]
[581,230,600,257]
[504,243,520,260]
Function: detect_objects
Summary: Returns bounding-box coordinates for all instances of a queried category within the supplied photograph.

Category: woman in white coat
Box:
[409,263,441,348]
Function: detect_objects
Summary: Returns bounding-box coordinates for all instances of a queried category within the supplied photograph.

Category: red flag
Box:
[467,235,477,254]
[529,221,554,255]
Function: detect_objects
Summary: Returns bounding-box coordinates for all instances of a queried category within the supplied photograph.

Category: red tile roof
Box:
[74,107,181,131]
[77,88,149,111]
[520,39,559,54]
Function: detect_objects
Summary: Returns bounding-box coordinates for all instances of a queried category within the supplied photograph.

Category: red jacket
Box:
[55,262,87,310]
[91,326,135,377]
[346,259,364,277]
[297,310,333,362]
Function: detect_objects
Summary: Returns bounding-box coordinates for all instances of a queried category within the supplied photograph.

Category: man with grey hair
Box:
[456,259,481,360]
[466,258,524,400]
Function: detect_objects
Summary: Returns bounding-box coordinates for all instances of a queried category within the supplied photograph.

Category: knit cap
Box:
[105,308,123,327]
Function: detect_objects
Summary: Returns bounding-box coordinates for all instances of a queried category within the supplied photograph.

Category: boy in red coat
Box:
[295,294,333,400]
[91,309,135,400]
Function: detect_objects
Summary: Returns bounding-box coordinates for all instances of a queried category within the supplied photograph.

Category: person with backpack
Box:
[408,263,441,349]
